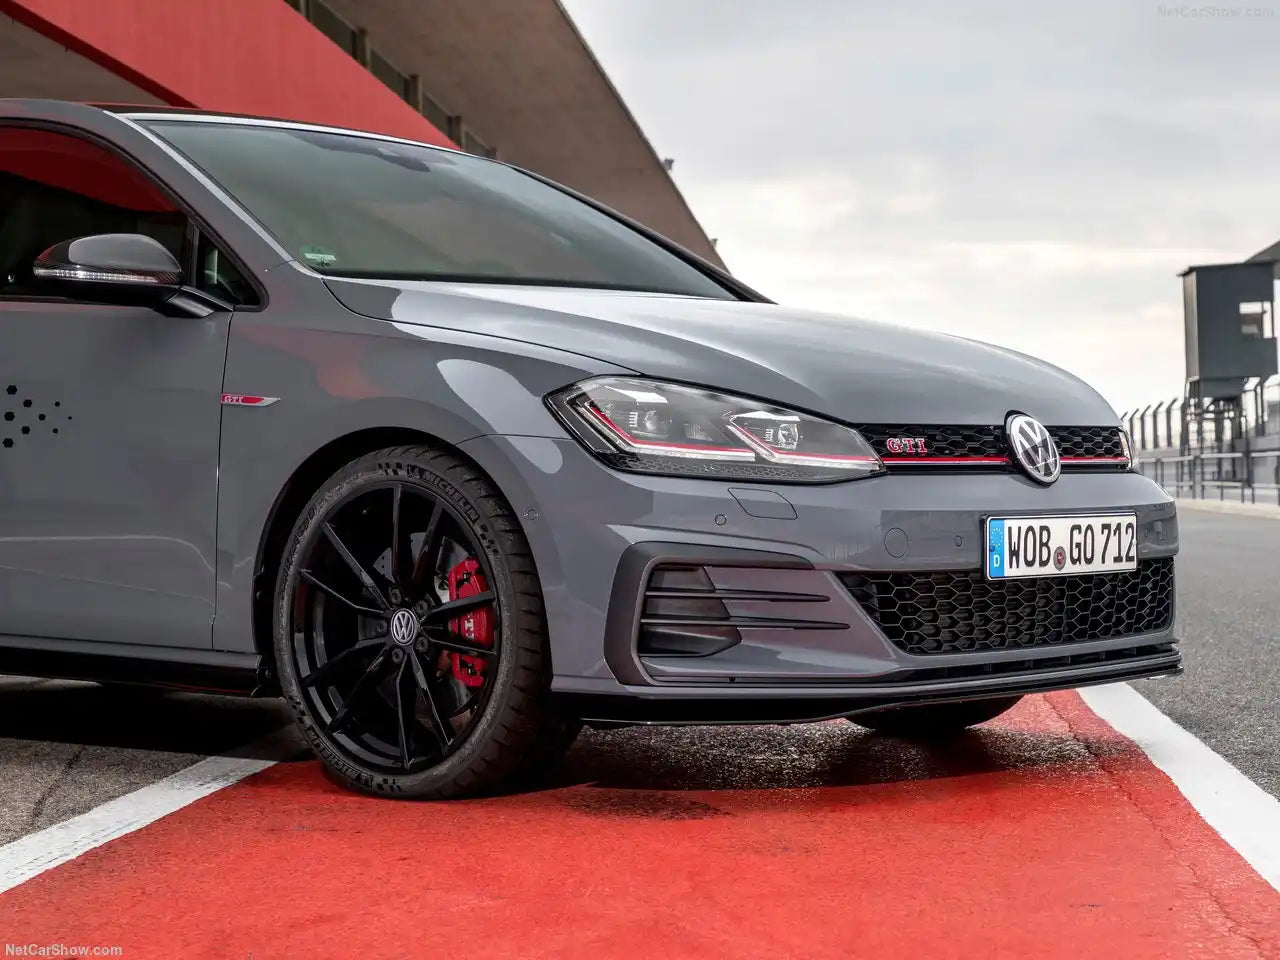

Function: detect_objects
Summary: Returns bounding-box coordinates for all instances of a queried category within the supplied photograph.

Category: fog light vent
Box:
[637,564,741,657]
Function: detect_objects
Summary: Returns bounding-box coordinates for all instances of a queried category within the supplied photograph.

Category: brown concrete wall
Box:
[320,0,725,266]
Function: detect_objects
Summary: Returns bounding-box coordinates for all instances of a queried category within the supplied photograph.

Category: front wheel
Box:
[849,695,1022,737]
[273,444,577,799]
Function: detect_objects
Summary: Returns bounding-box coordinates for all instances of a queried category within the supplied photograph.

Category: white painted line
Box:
[0,729,296,895]
[1080,682,1280,891]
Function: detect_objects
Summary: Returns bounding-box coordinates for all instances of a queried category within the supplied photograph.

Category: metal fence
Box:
[1120,375,1280,455]
[1123,375,1280,501]
[1136,450,1280,503]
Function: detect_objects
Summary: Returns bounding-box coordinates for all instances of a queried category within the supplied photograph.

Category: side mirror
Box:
[33,233,183,309]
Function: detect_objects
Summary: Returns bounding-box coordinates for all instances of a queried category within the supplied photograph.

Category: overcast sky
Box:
[561,0,1280,414]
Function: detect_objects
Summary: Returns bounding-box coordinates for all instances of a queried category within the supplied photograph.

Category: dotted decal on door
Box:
[1,385,70,448]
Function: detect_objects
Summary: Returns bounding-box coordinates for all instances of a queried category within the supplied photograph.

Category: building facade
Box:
[0,0,723,265]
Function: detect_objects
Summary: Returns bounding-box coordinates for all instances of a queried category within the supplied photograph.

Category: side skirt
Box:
[0,636,266,696]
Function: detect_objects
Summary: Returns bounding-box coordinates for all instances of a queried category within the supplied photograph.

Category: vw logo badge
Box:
[389,608,419,646]
[1006,413,1061,485]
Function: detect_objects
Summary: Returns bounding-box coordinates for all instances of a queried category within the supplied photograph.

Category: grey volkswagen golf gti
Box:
[0,101,1179,798]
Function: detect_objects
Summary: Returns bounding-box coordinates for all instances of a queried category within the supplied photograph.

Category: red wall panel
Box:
[2,0,454,146]
[1,127,174,209]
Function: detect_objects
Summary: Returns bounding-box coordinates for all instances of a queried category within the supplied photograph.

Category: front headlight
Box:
[1119,428,1137,471]
[546,377,884,483]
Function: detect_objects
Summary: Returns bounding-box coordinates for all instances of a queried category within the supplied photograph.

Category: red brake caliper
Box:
[447,559,493,688]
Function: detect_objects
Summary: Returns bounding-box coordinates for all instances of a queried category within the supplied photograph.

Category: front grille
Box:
[856,424,1003,460]
[854,424,1127,469]
[840,558,1173,655]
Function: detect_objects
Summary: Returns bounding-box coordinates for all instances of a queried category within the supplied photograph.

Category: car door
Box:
[0,124,229,649]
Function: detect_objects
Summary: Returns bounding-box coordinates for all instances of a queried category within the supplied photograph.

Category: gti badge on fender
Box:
[221,394,280,407]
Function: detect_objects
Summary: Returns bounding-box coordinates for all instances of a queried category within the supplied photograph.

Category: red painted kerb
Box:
[1,0,454,146]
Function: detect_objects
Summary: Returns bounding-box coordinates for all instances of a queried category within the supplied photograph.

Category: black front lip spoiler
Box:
[553,649,1182,725]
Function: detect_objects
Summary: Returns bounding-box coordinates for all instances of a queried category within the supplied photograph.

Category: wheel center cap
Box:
[388,608,419,646]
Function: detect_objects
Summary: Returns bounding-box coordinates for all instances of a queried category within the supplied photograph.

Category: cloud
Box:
[561,0,1280,411]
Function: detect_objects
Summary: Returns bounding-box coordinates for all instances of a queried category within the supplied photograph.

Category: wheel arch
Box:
[249,426,533,669]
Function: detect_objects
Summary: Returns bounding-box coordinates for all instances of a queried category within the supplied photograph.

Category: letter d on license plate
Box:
[986,514,1138,579]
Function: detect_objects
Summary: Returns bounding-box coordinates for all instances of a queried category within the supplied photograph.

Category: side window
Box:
[0,126,186,297]
[195,231,256,305]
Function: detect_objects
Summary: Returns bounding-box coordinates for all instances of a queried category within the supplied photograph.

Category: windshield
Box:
[140,120,734,299]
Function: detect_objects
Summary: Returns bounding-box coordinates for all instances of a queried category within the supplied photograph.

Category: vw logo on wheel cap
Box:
[389,608,419,646]
[1006,413,1061,485]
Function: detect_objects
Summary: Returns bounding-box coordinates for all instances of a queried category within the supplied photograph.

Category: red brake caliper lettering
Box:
[447,558,492,688]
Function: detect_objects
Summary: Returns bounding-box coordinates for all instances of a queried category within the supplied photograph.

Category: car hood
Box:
[326,278,1118,425]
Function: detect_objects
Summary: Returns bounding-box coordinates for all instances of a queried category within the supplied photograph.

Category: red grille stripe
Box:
[881,456,1010,464]
[882,455,1130,466]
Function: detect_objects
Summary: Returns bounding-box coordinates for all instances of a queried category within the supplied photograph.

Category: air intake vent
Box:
[841,558,1174,656]
[639,565,741,657]
[637,564,844,658]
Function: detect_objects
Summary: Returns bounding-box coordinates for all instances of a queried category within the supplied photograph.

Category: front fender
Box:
[212,295,627,654]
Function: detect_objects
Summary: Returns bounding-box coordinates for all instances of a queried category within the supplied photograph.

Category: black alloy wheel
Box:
[274,445,577,799]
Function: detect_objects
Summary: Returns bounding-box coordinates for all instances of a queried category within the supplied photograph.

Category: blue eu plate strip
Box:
[987,519,1006,579]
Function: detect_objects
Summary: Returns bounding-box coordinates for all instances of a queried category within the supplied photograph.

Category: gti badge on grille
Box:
[885,436,927,454]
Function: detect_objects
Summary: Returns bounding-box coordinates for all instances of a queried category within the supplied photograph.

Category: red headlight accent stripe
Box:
[757,447,880,463]
[723,423,881,469]
[583,404,751,456]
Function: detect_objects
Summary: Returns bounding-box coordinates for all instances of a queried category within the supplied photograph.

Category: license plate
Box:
[985,514,1137,579]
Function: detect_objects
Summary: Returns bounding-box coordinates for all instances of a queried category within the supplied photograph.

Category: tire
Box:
[273,443,578,799]
[850,695,1022,738]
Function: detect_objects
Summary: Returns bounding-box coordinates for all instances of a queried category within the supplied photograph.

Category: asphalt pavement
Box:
[0,679,291,846]
[1134,504,1280,798]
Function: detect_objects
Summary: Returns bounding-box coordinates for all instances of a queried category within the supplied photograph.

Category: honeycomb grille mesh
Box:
[841,559,1173,655]
[1051,426,1126,459]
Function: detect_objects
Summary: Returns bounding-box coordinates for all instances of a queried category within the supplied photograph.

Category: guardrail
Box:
[1137,450,1280,503]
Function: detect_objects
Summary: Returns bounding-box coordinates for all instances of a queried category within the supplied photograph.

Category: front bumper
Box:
[460,436,1180,723]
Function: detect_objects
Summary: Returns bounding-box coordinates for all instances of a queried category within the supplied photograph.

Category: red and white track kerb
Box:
[0,686,1275,958]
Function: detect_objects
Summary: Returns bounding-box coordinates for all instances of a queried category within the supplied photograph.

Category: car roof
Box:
[93,103,470,158]
[94,102,330,125]
[0,99,461,155]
